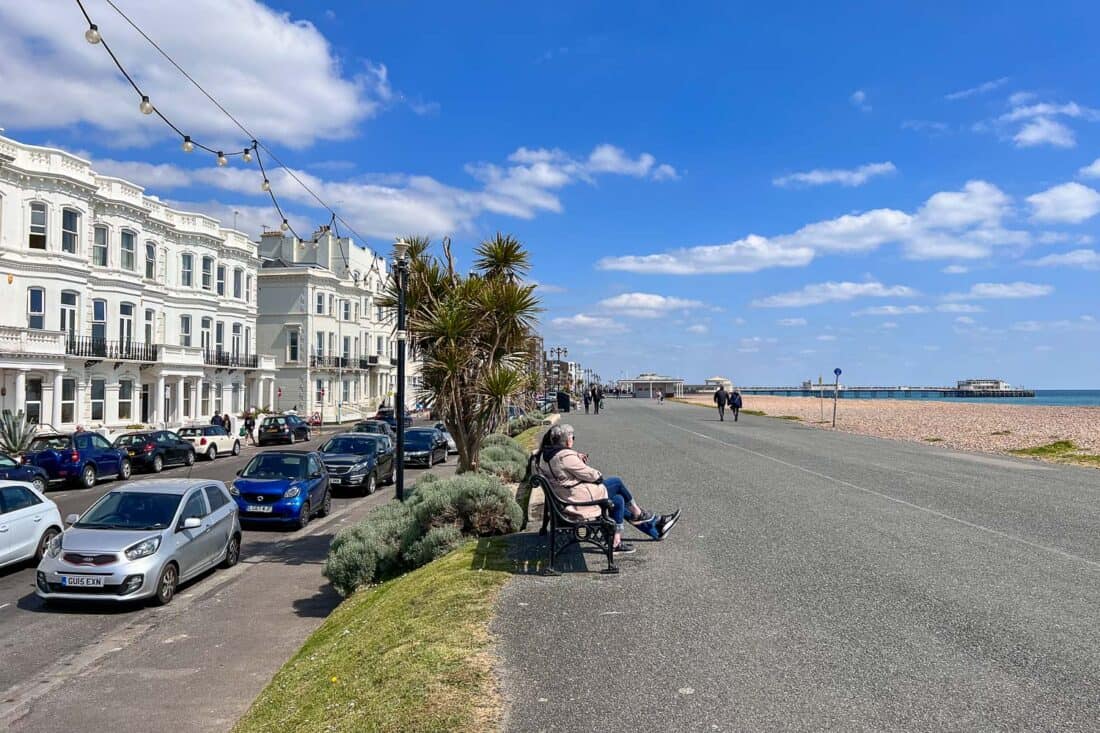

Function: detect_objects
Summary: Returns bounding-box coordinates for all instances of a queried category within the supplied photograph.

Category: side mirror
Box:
[235,469,242,476]
[65,513,79,525]
[180,516,202,531]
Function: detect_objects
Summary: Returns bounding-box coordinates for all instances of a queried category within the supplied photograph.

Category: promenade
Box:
[493,398,1100,731]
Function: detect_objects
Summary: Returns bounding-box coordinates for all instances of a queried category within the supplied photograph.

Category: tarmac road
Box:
[494,398,1100,732]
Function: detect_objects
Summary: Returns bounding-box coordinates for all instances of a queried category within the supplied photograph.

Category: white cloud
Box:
[955,316,976,325]
[852,305,929,316]
[586,144,678,180]
[880,321,898,329]
[1080,158,1100,179]
[1027,249,1100,269]
[777,318,807,327]
[93,158,196,188]
[596,234,814,274]
[550,313,627,331]
[944,282,1053,300]
[902,120,950,134]
[936,303,985,313]
[850,90,871,112]
[945,77,1009,101]
[1011,317,1099,333]
[1013,118,1076,148]
[1027,182,1100,223]
[816,334,837,341]
[686,324,708,334]
[752,281,918,308]
[1000,102,1100,123]
[942,265,969,274]
[529,281,567,294]
[773,161,895,188]
[1009,91,1037,106]
[597,292,704,318]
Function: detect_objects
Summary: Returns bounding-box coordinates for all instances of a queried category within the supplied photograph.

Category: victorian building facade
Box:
[0,135,276,431]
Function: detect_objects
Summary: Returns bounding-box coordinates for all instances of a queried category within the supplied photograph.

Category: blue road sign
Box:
[834,368,842,377]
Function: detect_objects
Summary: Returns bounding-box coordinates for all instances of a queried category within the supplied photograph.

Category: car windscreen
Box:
[75,491,182,530]
[240,453,308,479]
[29,436,72,451]
[177,427,203,437]
[321,437,375,455]
[261,417,286,427]
[113,434,150,447]
[404,431,435,448]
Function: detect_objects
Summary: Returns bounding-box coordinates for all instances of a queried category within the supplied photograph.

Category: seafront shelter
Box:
[617,372,685,398]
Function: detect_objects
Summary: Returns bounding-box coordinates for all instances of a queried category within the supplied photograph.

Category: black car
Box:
[374,408,412,432]
[113,430,196,473]
[402,428,448,466]
[318,433,395,496]
[351,419,396,440]
[0,453,50,493]
[257,415,312,446]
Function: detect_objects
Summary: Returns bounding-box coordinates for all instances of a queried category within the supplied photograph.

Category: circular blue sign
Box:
[834,368,842,376]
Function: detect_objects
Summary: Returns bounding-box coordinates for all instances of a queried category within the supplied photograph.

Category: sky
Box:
[2,0,1099,388]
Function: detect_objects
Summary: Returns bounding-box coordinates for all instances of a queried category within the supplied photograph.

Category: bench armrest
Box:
[556,497,614,509]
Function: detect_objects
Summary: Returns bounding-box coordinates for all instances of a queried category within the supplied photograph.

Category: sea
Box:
[840,390,1100,407]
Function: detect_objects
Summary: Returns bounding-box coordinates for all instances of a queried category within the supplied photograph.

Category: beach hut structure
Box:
[617,372,685,398]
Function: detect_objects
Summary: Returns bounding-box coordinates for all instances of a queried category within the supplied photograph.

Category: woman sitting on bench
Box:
[538,424,679,554]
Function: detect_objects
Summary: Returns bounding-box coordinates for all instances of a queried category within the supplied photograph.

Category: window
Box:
[216,265,226,295]
[245,326,251,353]
[62,209,80,254]
[25,378,42,424]
[231,323,242,355]
[181,491,207,522]
[316,379,324,402]
[201,382,211,416]
[145,243,156,278]
[342,299,351,321]
[91,379,105,421]
[215,321,224,352]
[214,382,223,414]
[180,253,193,287]
[200,317,212,351]
[182,381,192,417]
[27,287,45,329]
[93,226,108,266]
[60,379,75,423]
[328,333,336,358]
[180,315,192,346]
[315,331,324,357]
[118,379,133,421]
[60,291,78,336]
[0,486,41,515]
[28,202,46,249]
[92,300,107,342]
[233,268,243,299]
[287,330,299,362]
[232,382,241,411]
[120,230,136,270]
[201,256,214,290]
[354,302,359,322]
[328,294,335,315]
[245,275,253,303]
[144,309,155,343]
[342,379,350,402]
[376,305,383,321]
[376,336,384,356]
[119,302,134,344]
[342,336,351,360]
[204,485,229,511]
[316,292,325,314]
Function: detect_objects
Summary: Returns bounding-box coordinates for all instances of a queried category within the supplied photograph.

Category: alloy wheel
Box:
[221,534,240,568]
[153,455,163,473]
[365,474,376,496]
[154,563,178,606]
[31,476,46,494]
[232,441,240,456]
[119,459,132,480]
[82,465,96,488]
[297,501,311,530]
[185,450,195,466]
[319,490,331,516]
[36,527,59,562]
[207,446,218,461]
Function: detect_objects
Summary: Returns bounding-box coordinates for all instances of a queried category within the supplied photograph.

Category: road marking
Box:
[671,424,1100,573]
[0,603,9,610]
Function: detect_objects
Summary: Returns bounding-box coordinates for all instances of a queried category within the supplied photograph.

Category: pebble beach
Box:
[678,393,1100,459]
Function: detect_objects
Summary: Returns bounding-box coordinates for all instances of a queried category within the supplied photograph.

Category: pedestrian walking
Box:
[223,412,233,436]
[583,390,591,414]
[243,411,256,445]
[596,386,604,412]
[210,413,223,428]
[731,389,742,422]
[591,385,600,415]
[713,385,729,421]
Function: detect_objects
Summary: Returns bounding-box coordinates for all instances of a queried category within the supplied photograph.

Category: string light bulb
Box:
[181,136,194,153]
[261,178,270,192]
[216,151,228,166]
[85,24,101,44]
[139,95,154,115]
[242,148,252,163]
[280,219,289,232]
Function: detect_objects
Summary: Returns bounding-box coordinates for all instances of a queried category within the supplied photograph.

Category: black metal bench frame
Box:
[529,474,618,575]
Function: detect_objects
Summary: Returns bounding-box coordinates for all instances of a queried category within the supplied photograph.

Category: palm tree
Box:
[382,235,540,472]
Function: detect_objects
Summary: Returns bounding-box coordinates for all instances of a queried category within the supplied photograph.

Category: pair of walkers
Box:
[713,386,742,422]
[537,424,679,554]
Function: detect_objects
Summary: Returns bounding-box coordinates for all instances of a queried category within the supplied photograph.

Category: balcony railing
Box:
[203,349,259,369]
[310,354,360,369]
[66,336,159,362]
[367,354,391,367]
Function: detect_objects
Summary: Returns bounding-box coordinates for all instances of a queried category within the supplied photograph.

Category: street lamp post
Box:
[394,239,410,501]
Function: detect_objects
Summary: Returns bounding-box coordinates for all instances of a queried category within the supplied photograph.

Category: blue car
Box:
[0,452,50,493]
[230,451,330,530]
[22,432,132,489]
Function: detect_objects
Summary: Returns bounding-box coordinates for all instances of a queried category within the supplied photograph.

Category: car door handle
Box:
[34,516,43,522]
[0,525,8,532]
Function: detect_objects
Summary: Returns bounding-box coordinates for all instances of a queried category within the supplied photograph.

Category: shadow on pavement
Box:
[292,581,343,618]
[493,531,620,576]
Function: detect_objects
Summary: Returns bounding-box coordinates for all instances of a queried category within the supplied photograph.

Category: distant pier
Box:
[736,385,1035,399]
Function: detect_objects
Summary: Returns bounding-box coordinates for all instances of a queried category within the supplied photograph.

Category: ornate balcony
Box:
[66,336,159,362]
[203,348,259,369]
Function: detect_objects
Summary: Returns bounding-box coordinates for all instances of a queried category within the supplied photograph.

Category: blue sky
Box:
[3,1,1099,387]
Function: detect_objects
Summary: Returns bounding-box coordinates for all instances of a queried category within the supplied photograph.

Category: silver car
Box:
[36,479,241,606]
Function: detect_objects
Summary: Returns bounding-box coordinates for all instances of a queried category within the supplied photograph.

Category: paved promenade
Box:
[493,398,1100,731]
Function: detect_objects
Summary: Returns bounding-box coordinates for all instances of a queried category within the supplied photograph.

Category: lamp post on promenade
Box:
[394,239,410,501]
[832,368,842,428]
[550,346,567,393]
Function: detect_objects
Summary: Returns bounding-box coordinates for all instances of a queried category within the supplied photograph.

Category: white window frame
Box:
[62,208,80,254]
[180,315,192,347]
[145,242,157,279]
[233,268,243,299]
[201,256,214,291]
[27,287,45,330]
[118,379,133,421]
[92,299,107,341]
[120,230,136,271]
[93,226,108,266]
[216,265,226,296]
[90,379,105,422]
[60,378,76,424]
[180,253,194,287]
[28,202,47,249]
[287,329,299,362]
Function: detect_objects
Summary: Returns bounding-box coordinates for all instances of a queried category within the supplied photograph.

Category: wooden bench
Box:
[528,473,618,574]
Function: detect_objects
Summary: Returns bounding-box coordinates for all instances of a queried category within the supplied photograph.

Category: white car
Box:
[178,425,241,461]
[1,481,64,569]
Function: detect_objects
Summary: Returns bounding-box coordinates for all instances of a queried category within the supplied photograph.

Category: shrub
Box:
[324,502,416,596]
[407,473,522,537]
[483,433,523,450]
[481,444,527,465]
[402,525,464,567]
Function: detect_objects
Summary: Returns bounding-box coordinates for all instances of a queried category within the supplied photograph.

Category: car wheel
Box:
[231,440,241,456]
[288,432,296,445]
[31,476,47,494]
[184,450,195,467]
[319,490,331,517]
[305,429,312,441]
[296,501,311,530]
[152,455,164,473]
[387,466,395,485]
[153,563,178,606]
[35,527,60,562]
[207,445,218,461]
[221,534,241,568]
[81,464,97,488]
[363,473,376,496]
[119,459,132,480]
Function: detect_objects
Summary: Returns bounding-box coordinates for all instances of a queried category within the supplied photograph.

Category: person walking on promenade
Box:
[223,412,233,436]
[731,389,742,422]
[583,390,591,414]
[591,385,600,415]
[596,386,605,412]
[538,424,679,553]
[211,413,223,428]
[713,385,729,421]
[243,411,257,446]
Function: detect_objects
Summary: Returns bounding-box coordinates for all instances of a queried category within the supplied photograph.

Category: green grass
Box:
[741,409,766,416]
[1008,441,1100,468]
[990,430,1012,436]
[923,437,944,443]
[233,539,512,733]
[776,415,802,421]
[513,424,544,453]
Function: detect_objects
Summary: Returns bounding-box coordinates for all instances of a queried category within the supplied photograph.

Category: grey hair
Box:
[549,424,575,444]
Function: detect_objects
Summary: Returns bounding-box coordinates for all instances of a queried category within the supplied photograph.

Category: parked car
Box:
[350,419,396,440]
[230,451,329,529]
[0,452,50,494]
[113,431,196,473]
[1,481,63,569]
[23,432,132,489]
[178,425,241,461]
[35,479,240,605]
[432,422,459,454]
[374,408,412,431]
[256,415,312,446]
[318,433,393,496]
[505,405,527,420]
[403,428,448,467]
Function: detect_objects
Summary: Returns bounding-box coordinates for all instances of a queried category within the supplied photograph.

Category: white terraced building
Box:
[256,227,417,423]
[0,134,277,432]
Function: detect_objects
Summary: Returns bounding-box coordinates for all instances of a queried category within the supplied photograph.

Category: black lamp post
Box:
[393,238,410,501]
[550,346,567,392]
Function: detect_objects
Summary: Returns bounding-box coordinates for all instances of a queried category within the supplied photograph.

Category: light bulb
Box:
[85,24,101,44]
[139,96,154,115]
[182,136,194,153]
[242,148,252,163]
[261,179,270,192]
[216,152,228,166]
[280,219,289,232]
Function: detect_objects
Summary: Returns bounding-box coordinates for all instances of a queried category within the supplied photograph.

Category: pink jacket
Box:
[540,447,607,519]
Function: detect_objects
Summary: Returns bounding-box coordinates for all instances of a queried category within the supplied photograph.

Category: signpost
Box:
[832,368,842,427]
[277,386,282,412]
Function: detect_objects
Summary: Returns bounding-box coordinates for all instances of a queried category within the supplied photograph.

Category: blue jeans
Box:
[603,476,633,528]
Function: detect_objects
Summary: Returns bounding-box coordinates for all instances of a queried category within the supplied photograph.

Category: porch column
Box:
[51,371,63,427]
[176,379,186,423]
[15,370,27,415]
[154,375,166,426]
[195,377,205,418]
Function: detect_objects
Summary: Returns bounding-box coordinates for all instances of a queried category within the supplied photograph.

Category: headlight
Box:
[47,534,63,558]
[124,536,161,560]
[283,486,301,499]
[228,484,239,496]
[348,474,364,482]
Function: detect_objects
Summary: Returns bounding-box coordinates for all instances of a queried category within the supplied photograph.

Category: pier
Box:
[735,384,1035,399]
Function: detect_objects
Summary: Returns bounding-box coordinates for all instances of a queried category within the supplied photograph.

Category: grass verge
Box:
[923,437,944,443]
[1009,440,1100,468]
[233,539,512,733]
[514,424,544,453]
[741,409,766,416]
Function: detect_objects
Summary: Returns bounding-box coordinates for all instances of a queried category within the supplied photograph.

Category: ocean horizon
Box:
[822,389,1100,407]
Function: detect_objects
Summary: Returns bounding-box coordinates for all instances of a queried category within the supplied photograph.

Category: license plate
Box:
[61,575,104,587]
[128,450,136,456]
[247,505,273,513]
[330,478,343,485]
